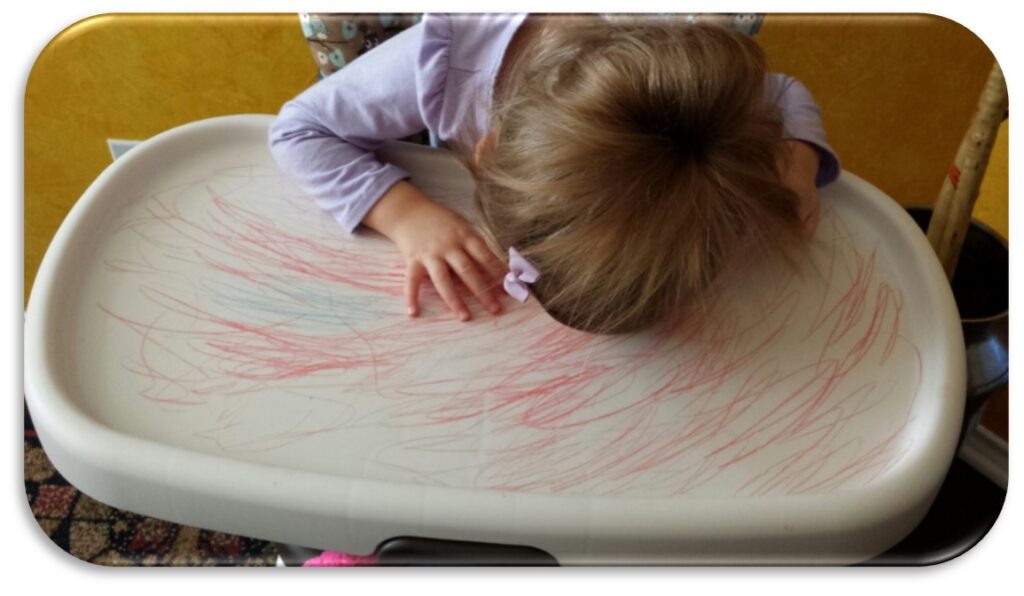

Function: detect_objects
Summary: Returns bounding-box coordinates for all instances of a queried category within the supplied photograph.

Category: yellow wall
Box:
[974,119,1010,240]
[24,14,1009,306]
[24,14,317,305]
[759,14,1007,238]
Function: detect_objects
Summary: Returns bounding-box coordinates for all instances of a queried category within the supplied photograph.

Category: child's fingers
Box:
[446,251,501,315]
[405,263,427,317]
[423,258,471,321]
[464,237,507,283]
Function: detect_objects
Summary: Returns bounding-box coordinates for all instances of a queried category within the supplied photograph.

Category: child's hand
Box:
[780,140,822,239]
[363,181,506,321]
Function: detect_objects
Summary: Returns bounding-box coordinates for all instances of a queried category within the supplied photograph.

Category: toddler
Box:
[270,13,839,335]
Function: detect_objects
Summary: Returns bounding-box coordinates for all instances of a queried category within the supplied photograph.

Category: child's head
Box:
[474,17,803,334]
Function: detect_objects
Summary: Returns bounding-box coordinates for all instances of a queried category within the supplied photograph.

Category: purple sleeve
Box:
[269,20,449,233]
[768,73,841,187]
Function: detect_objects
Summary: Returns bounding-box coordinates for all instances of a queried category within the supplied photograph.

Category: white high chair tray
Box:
[25,115,965,564]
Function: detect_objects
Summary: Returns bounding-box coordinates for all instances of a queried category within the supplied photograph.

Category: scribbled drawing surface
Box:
[72,146,924,499]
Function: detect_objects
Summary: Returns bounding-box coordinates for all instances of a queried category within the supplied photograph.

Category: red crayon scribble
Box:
[97,168,923,498]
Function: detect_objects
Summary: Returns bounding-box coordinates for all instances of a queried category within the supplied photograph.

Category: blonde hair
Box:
[473,17,802,334]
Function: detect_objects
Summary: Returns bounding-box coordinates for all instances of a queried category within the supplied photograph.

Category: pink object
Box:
[302,550,377,567]
[503,247,541,303]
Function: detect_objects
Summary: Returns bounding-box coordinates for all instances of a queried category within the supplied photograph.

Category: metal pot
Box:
[905,206,1008,440]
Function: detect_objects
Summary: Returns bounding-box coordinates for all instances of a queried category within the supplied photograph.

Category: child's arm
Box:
[769,74,840,186]
[269,25,427,233]
[781,139,822,239]
[363,180,505,320]
[270,17,505,320]
[769,74,840,237]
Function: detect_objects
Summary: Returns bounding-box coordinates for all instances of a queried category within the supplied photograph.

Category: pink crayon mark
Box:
[99,174,923,497]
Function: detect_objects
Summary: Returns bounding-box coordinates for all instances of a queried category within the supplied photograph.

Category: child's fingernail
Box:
[408,307,416,317]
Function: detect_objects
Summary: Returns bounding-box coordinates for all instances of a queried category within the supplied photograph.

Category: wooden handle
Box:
[926,62,1008,279]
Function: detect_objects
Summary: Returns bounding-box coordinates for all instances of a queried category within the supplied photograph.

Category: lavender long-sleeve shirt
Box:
[270,13,840,234]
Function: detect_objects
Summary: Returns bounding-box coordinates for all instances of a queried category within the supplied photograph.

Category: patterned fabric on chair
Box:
[298,13,764,80]
[300,13,422,79]
[294,13,764,146]
[681,12,764,35]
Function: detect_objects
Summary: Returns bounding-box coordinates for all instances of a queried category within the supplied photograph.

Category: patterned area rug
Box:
[23,403,279,566]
